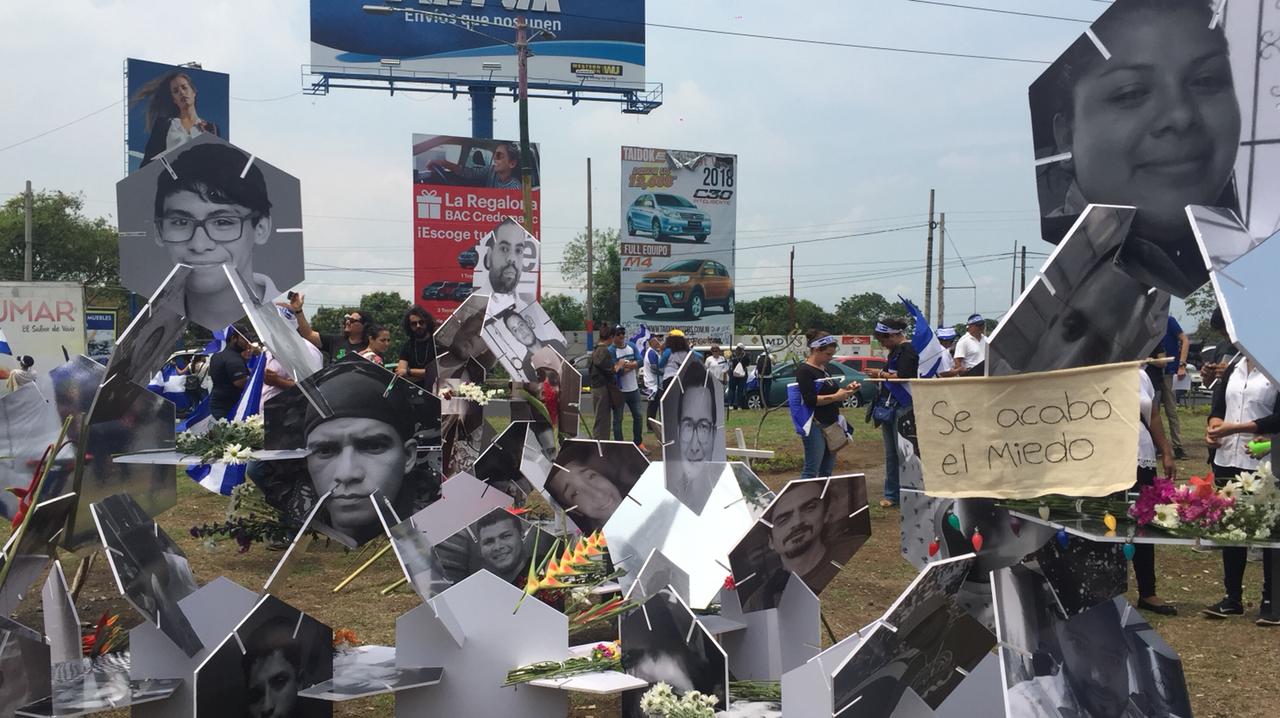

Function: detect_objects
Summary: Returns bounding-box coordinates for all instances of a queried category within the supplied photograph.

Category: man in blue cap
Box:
[953,314,988,374]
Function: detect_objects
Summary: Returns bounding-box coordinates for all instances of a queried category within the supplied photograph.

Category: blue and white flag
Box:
[899,296,953,379]
[186,353,265,496]
[0,329,11,356]
[203,325,232,355]
[628,324,651,351]
[786,382,814,437]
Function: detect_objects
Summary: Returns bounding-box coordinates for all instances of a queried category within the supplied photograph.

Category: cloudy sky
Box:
[5,0,1192,326]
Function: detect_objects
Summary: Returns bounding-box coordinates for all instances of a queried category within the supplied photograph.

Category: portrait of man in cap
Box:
[262,362,441,547]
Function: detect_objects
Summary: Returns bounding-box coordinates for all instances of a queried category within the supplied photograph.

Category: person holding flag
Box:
[866,316,918,508]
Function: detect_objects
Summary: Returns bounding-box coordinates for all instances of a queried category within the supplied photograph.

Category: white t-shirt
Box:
[612,343,639,393]
[642,346,661,397]
[1138,369,1157,469]
[705,355,728,383]
[1214,361,1278,471]
[953,332,987,370]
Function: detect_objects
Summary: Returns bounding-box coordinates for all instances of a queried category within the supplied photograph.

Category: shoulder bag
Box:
[822,419,850,453]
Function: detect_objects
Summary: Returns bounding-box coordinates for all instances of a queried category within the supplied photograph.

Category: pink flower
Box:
[1129,477,1177,525]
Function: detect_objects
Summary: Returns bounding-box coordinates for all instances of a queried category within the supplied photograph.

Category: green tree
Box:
[541,293,585,332]
[734,295,835,335]
[559,228,620,328]
[1184,283,1218,338]
[0,190,126,310]
[833,292,895,334]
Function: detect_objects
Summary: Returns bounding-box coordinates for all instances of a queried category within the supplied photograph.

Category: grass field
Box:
[16,404,1278,717]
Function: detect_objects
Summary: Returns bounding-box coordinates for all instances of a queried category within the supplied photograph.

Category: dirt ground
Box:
[21,407,1279,718]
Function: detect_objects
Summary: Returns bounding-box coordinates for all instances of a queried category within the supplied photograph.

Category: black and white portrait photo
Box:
[473,421,536,501]
[433,292,497,384]
[432,507,557,589]
[115,134,303,330]
[195,595,332,718]
[661,359,727,515]
[988,205,1169,376]
[472,217,540,311]
[1029,0,1246,297]
[620,589,728,718]
[544,439,649,534]
[260,362,442,547]
[480,302,567,384]
[91,493,202,657]
[728,475,871,613]
[994,566,1192,718]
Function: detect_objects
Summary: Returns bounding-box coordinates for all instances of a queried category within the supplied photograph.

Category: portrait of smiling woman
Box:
[1031,0,1242,296]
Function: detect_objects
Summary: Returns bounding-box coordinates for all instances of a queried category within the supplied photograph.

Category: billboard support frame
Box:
[302,65,663,123]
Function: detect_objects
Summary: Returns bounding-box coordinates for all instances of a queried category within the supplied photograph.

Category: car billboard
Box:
[620,147,737,345]
[125,58,229,174]
[413,134,541,322]
[311,0,645,87]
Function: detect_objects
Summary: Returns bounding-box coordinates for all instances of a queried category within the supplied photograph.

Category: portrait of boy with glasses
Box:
[661,359,727,514]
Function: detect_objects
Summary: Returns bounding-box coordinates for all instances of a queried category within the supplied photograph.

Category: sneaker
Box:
[878,499,898,509]
[1258,608,1280,626]
[1202,597,1244,618]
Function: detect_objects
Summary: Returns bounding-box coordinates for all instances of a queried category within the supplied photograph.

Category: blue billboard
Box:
[125,59,230,175]
[310,0,646,86]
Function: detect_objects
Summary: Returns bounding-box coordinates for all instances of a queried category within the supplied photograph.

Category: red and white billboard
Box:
[412,134,540,322]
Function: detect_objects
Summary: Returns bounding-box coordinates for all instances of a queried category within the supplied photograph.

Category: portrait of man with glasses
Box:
[661,359,727,514]
[117,134,303,331]
[150,141,281,329]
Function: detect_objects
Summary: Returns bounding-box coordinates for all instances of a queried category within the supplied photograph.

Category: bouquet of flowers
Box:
[503,641,621,685]
[453,382,504,406]
[189,481,300,553]
[175,416,265,464]
[1130,461,1280,542]
[639,682,720,718]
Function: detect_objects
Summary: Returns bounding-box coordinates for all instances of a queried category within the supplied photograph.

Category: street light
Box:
[361,2,547,231]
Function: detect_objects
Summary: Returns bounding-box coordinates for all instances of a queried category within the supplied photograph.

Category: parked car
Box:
[626,193,711,242]
[436,282,464,301]
[744,360,876,409]
[458,248,479,268]
[636,259,734,319]
[835,355,887,375]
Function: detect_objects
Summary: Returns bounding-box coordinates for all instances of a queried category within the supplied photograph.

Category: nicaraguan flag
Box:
[899,296,952,379]
[203,325,232,355]
[787,382,814,437]
[186,354,265,495]
[628,324,651,351]
[0,329,11,356]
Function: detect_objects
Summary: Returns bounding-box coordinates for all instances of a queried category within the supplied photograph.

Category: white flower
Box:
[1238,472,1262,494]
[1220,481,1243,501]
[1253,526,1274,540]
[220,443,252,465]
[1216,528,1248,542]
[1152,503,1180,529]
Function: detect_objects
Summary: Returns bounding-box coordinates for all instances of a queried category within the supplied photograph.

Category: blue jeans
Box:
[800,423,835,479]
[613,389,643,444]
[881,407,907,504]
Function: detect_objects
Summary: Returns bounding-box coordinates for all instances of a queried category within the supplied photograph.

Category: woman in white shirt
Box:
[133,71,221,167]
[1133,363,1177,615]
[1203,357,1280,623]
[703,345,728,384]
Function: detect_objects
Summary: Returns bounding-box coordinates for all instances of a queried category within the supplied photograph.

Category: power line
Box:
[904,0,1092,23]
[0,99,122,154]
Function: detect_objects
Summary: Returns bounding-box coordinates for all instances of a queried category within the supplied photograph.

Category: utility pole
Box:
[936,212,945,328]
[1010,241,1018,305]
[23,181,33,281]
[515,16,535,232]
[924,189,935,321]
[1020,245,1027,294]
[585,157,594,349]
[788,246,795,329]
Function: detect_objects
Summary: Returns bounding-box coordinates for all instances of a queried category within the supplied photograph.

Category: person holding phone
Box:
[796,330,859,479]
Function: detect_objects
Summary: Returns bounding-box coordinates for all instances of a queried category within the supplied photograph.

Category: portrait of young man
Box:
[660,360,727,515]
[433,507,556,590]
[116,134,303,331]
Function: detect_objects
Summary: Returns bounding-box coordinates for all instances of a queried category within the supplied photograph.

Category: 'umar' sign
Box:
[912,362,1140,499]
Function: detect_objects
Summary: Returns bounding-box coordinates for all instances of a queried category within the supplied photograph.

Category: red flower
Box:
[723,575,736,591]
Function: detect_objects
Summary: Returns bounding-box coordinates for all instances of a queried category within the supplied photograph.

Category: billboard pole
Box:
[937,212,945,328]
[516,16,535,232]
[924,189,935,323]
[586,157,594,349]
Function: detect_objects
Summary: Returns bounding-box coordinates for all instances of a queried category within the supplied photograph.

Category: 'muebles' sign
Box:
[912,362,1139,499]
